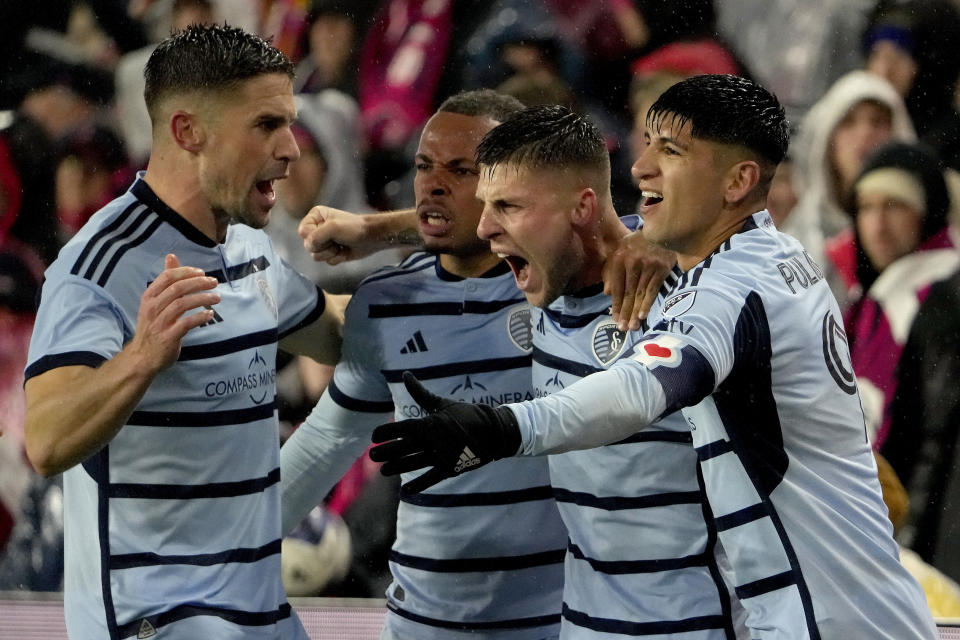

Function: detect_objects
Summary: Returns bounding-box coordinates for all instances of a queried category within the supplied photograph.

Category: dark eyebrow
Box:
[656,135,689,151]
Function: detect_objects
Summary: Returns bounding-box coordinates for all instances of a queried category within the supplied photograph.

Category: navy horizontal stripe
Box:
[109,467,280,499]
[111,539,281,570]
[368,297,525,318]
[178,328,277,361]
[611,430,693,446]
[562,603,726,636]
[127,399,276,426]
[24,351,107,381]
[714,503,768,532]
[696,438,733,461]
[401,485,555,507]
[541,307,609,329]
[361,260,433,286]
[117,602,291,639]
[278,286,326,340]
[553,487,702,511]
[70,201,141,275]
[205,255,270,284]
[328,380,394,413]
[735,570,796,600]
[382,355,531,382]
[567,541,709,575]
[533,347,601,378]
[387,603,560,631]
[390,547,565,573]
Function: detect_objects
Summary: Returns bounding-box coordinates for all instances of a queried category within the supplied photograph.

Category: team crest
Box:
[631,334,684,368]
[256,277,278,321]
[592,321,628,365]
[662,291,696,317]
[507,305,533,352]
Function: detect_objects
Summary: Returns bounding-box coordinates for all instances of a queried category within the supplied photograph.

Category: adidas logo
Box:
[400,331,428,354]
[454,446,481,473]
[137,618,157,638]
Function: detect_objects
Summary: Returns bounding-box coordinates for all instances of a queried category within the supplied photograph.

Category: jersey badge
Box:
[821,312,857,395]
[507,304,533,352]
[137,618,157,638]
[662,290,696,317]
[592,320,628,365]
[631,334,684,369]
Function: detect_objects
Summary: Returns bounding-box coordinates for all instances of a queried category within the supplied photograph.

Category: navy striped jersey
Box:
[510,211,937,639]
[25,177,323,639]
[282,252,566,640]
[533,281,740,639]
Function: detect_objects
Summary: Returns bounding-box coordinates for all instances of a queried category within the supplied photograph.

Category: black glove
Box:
[370,372,521,495]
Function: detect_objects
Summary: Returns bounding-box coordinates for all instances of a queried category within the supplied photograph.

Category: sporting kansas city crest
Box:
[506,305,533,352]
[592,320,628,365]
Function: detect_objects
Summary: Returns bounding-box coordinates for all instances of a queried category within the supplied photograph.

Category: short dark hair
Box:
[475,104,608,179]
[647,74,789,166]
[438,89,525,124]
[144,24,294,121]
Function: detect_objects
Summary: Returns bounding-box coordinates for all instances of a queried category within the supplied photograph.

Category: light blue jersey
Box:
[26,177,322,639]
[510,212,937,639]
[281,253,566,640]
[533,216,737,639]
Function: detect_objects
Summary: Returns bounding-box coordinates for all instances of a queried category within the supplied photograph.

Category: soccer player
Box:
[371,75,939,639]
[471,104,740,637]
[23,25,346,639]
[280,90,569,640]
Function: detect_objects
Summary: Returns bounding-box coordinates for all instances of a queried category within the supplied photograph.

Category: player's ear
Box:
[724,160,761,206]
[170,110,206,152]
[571,187,599,228]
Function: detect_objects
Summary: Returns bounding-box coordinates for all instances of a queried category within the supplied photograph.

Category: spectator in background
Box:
[54,124,134,239]
[114,0,217,167]
[293,2,379,97]
[843,142,958,449]
[862,0,960,172]
[782,70,915,305]
[890,265,960,585]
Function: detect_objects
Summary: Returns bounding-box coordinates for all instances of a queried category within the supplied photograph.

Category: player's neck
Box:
[142,161,219,243]
[439,250,503,279]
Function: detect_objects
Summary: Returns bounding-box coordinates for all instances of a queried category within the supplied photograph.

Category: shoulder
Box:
[355,252,436,292]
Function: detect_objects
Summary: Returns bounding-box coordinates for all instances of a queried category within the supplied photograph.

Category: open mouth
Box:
[420,211,450,227]
[255,179,276,200]
[641,190,663,208]
[498,252,530,287]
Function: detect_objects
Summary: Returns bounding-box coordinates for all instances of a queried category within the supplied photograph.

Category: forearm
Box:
[281,393,384,533]
[363,209,420,247]
[508,363,668,456]
[24,351,158,476]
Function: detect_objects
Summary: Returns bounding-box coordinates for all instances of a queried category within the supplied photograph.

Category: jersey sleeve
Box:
[273,255,326,339]
[25,275,128,380]
[280,392,390,533]
[510,268,753,456]
[327,288,394,408]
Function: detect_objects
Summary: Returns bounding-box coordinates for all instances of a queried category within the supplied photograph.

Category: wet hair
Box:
[475,104,609,182]
[647,74,789,166]
[438,89,525,124]
[144,24,294,123]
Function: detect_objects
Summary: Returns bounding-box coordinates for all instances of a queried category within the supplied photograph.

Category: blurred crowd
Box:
[2,0,960,612]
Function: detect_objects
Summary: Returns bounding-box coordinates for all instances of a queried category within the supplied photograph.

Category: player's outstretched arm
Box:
[24,254,220,476]
[602,229,676,331]
[369,372,521,495]
[299,206,421,265]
